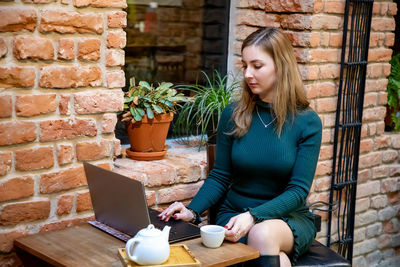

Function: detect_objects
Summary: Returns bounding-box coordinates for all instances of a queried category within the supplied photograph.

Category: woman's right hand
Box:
[157,201,194,222]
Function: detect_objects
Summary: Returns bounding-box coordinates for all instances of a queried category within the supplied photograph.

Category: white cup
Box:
[200,225,226,248]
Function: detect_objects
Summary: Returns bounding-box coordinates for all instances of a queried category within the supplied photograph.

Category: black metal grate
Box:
[327,0,374,262]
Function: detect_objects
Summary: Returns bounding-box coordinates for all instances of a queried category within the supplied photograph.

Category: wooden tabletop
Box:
[14,224,259,267]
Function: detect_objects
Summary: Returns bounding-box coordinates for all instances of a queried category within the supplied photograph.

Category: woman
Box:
[159,27,322,267]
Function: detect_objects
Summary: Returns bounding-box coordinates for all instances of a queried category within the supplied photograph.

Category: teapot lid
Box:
[139,224,162,237]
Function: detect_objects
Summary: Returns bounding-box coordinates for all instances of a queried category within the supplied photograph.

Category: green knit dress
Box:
[187,100,322,264]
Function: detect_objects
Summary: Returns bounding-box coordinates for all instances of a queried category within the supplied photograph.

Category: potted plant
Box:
[173,71,239,168]
[121,78,187,160]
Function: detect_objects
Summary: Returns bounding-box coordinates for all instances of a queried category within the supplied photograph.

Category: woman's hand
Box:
[224,211,255,242]
[158,201,194,222]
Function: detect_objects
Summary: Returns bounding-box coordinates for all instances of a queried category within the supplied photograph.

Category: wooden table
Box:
[14,224,259,267]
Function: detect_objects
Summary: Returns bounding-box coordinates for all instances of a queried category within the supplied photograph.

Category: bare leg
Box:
[247,219,294,266]
[279,251,292,267]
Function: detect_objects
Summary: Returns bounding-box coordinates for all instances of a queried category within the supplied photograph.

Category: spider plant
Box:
[174,71,240,146]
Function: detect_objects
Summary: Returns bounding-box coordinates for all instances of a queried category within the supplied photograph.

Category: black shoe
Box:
[243,255,280,267]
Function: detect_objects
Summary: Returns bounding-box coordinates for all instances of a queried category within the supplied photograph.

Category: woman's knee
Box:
[247,221,277,248]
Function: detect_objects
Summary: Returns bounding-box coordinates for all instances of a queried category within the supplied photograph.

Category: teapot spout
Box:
[161,226,171,242]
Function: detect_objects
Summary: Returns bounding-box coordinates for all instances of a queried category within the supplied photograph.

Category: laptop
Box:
[83,162,200,243]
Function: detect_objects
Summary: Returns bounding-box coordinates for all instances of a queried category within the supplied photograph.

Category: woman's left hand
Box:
[224,211,255,242]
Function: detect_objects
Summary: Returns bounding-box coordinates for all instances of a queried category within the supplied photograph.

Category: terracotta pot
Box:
[125,112,173,153]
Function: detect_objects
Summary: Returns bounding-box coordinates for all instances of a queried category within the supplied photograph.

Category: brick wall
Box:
[0,0,126,265]
[228,0,399,266]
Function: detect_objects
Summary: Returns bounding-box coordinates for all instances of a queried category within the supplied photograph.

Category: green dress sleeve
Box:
[248,110,322,222]
[187,105,234,214]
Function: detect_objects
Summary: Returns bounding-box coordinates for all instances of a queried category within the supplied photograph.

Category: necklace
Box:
[256,106,276,128]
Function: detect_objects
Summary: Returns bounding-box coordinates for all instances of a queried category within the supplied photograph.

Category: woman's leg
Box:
[247,219,294,267]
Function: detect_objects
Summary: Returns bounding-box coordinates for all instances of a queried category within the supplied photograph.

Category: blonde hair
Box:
[230,27,309,138]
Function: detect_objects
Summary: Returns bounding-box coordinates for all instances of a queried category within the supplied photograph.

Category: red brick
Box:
[0,152,12,176]
[235,25,257,41]
[58,38,75,60]
[74,90,124,114]
[59,94,71,115]
[157,181,203,204]
[388,2,398,16]
[358,169,372,183]
[22,0,56,2]
[0,200,50,226]
[78,39,100,61]
[0,230,28,253]
[366,79,388,92]
[316,97,337,113]
[238,0,266,9]
[13,36,54,60]
[363,107,386,122]
[382,150,397,163]
[371,17,395,31]
[237,9,280,27]
[0,121,36,146]
[106,70,125,88]
[0,66,35,88]
[359,139,373,154]
[107,30,126,48]
[15,146,54,171]
[383,219,399,234]
[321,129,333,143]
[319,64,340,79]
[40,10,103,34]
[368,48,393,62]
[315,160,332,176]
[313,176,331,192]
[392,135,400,149]
[357,181,381,198]
[39,65,102,88]
[311,14,343,30]
[324,0,345,13]
[382,178,399,193]
[73,0,127,8]
[383,63,391,76]
[57,194,73,215]
[378,92,388,107]
[372,166,389,179]
[298,64,319,80]
[376,135,391,150]
[388,191,400,204]
[146,190,156,206]
[310,32,320,47]
[281,14,312,30]
[40,118,97,142]
[76,191,92,212]
[359,152,383,169]
[0,37,7,58]
[0,95,12,118]
[57,144,74,165]
[309,48,340,62]
[102,113,117,133]
[313,0,323,12]
[40,166,86,193]
[363,93,377,108]
[264,0,313,12]
[0,176,34,202]
[107,11,127,28]
[305,82,336,99]
[367,64,384,79]
[16,94,56,117]
[40,216,93,232]
[372,2,381,14]
[0,8,37,32]
[76,140,111,161]
[106,49,124,66]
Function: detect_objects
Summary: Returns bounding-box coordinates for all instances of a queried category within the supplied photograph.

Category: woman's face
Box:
[241,45,277,103]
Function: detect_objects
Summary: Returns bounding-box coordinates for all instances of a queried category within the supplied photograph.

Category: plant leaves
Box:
[152,104,163,114]
[146,108,154,119]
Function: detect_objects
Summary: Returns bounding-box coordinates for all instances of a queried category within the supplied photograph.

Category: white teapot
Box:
[125,224,171,265]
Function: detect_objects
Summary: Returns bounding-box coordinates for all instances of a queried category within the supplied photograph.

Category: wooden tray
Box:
[118,244,201,267]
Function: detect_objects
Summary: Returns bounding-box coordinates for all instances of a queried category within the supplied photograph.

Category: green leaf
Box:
[124,96,134,103]
[146,108,154,119]
[136,107,145,116]
[139,81,151,90]
[152,104,163,114]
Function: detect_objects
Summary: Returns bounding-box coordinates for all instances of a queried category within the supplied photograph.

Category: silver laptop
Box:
[83,162,200,243]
